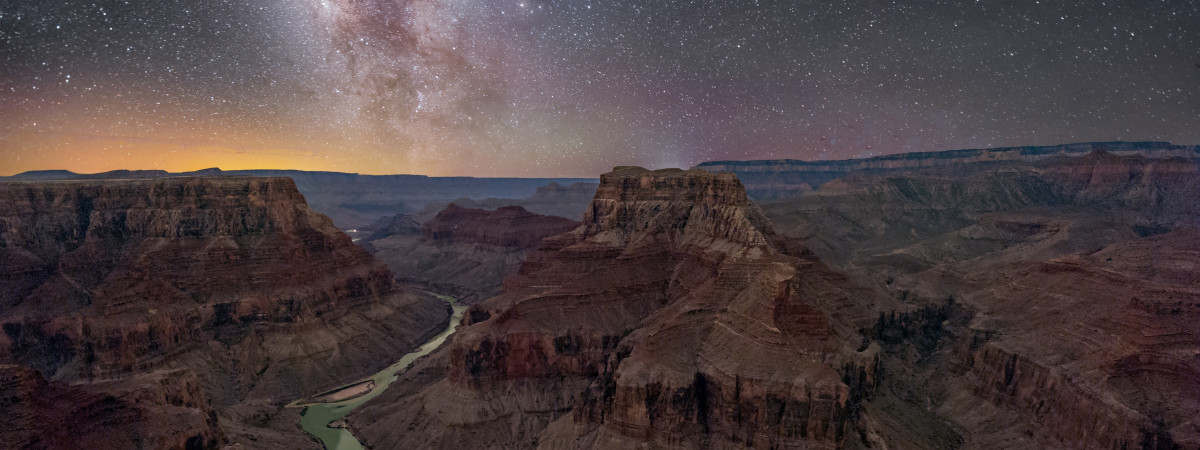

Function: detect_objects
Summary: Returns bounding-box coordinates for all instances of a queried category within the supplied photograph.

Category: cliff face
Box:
[352,167,884,449]
[755,150,1200,448]
[0,364,221,450]
[696,141,1199,199]
[396,181,600,229]
[762,151,1199,269]
[947,231,1200,449]
[1040,150,1200,221]
[2,168,595,229]
[0,177,396,378]
[367,204,581,303]
[450,168,779,385]
[0,176,450,448]
[423,204,579,248]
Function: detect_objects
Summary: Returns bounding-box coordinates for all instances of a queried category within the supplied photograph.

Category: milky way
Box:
[2,0,1199,176]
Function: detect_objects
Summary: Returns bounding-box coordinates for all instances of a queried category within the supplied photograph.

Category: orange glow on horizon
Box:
[0,131,446,176]
[0,131,601,178]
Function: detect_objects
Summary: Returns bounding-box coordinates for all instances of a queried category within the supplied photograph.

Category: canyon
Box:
[344,143,1198,449]
[0,177,449,448]
[696,141,1199,200]
[724,146,1200,448]
[1,168,594,230]
[2,140,1197,449]
[367,204,580,303]
[348,166,888,449]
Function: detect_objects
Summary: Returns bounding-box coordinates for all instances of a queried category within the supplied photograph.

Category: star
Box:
[0,1,1197,176]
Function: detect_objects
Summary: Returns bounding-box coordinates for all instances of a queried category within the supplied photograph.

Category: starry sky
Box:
[2,0,1198,177]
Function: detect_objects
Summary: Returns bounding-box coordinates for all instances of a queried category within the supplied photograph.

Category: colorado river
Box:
[291,293,466,450]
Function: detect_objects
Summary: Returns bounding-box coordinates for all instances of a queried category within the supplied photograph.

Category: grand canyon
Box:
[1,141,1196,449]
[7,0,1199,447]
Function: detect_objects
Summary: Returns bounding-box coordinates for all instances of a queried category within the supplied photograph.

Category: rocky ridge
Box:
[0,176,449,448]
[404,181,599,224]
[1,168,594,229]
[0,364,221,449]
[755,150,1200,448]
[423,204,580,248]
[367,204,580,303]
[351,167,887,449]
[349,149,1200,449]
[696,141,1199,199]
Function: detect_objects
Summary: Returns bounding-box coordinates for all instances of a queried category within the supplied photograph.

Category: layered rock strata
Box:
[352,167,885,449]
[0,364,221,450]
[1,168,594,230]
[367,204,581,303]
[696,140,1199,199]
[424,204,580,248]
[403,181,599,224]
[756,151,1200,448]
[0,176,449,448]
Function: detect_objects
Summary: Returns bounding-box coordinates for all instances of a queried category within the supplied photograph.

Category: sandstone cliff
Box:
[405,181,599,224]
[754,150,1200,449]
[367,204,581,303]
[2,168,594,230]
[696,141,1199,200]
[341,149,1200,449]
[351,167,885,449]
[0,364,221,450]
[424,204,579,248]
[0,176,449,448]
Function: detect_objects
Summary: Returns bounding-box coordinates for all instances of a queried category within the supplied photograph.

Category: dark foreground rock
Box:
[0,176,449,448]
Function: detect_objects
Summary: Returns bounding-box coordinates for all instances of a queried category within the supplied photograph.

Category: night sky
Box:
[2,0,1198,177]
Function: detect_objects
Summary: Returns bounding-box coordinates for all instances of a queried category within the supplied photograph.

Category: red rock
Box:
[754,149,1200,448]
[696,141,1199,199]
[0,176,450,447]
[352,167,885,449]
[423,204,579,249]
[0,364,221,450]
[368,204,581,303]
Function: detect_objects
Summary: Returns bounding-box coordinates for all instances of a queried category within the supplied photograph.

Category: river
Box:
[291,293,466,450]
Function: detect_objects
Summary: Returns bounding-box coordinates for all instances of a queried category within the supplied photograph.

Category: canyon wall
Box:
[695,141,1199,199]
[351,147,1199,449]
[352,167,886,449]
[368,204,580,303]
[0,176,449,448]
[423,204,579,248]
[756,149,1200,449]
[0,364,221,450]
[2,168,595,229]
[407,181,599,223]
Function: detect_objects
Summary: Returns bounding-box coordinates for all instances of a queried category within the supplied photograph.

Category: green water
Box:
[294,293,466,450]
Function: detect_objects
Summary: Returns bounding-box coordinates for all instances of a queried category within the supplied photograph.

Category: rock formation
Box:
[0,176,449,448]
[350,147,1199,449]
[406,181,599,224]
[4,141,1197,449]
[368,204,580,303]
[696,141,1199,200]
[1,168,595,230]
[351,167,886,449]
[752,149,1200,448]
[424,204,580,248]
[0,364,221,450]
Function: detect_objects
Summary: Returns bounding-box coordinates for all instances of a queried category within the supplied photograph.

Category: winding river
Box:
[291,293,466,450]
